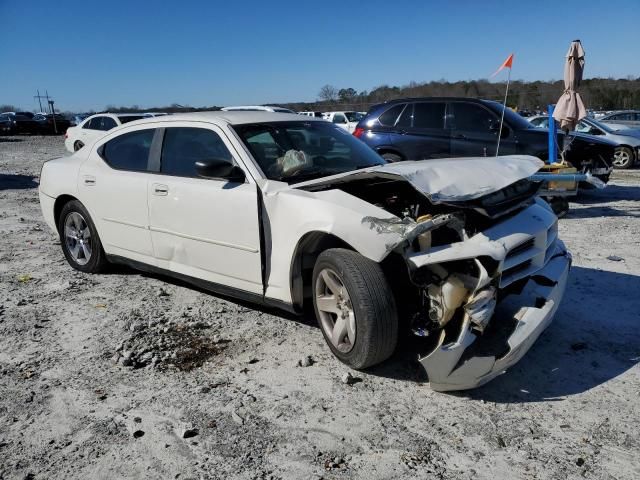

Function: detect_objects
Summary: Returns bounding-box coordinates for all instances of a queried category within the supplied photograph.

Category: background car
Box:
[220,105,295,113]
[529,115,640,169]
[33,113,71,135]
[298,111,324,117]
[599,110,640,128]
[0,113,14,134]
[64,113,148,152]
[2,112,39,134]
[322,111,363,133]
[354,97,616,182]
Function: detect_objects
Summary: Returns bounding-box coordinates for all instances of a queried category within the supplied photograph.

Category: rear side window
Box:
[84,117,102,130]
[378,104,405,126]
[161,127,233,177]
[450,103,498,132]
[102,129,155,171]
[101,117,117,130]
[412,103,446,129]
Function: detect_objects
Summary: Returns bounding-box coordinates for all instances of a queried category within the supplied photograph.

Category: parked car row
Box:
[528,115,640,169]
[353,97,616,180]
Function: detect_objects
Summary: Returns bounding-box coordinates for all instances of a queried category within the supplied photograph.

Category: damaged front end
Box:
[295,156,571,391]
[402,201,571,391]
[356,178,571,391]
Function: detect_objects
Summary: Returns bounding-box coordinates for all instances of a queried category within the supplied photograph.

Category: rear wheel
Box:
[58,200,107,273]
[73,140,84,152]
[612,146,634,169]
[312,248,398,369]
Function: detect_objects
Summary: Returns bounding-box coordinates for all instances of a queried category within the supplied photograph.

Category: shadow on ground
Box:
[0,173,38,190]
[454,266,640,402]
[103,260,639,397]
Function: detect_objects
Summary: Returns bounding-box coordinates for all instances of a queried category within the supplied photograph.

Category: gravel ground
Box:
[1,135,639,480]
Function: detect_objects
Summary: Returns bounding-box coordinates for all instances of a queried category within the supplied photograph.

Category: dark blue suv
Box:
[354,97,615,181]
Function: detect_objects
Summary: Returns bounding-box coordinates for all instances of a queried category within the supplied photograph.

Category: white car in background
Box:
[64,113,149,152]
[39,111,572,391]
[322,111,364,133]
[221,105,295,113]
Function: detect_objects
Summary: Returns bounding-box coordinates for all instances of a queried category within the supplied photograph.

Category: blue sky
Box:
[1,0,639,112]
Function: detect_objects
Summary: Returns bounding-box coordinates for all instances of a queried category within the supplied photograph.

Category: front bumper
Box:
[419,247,571,391]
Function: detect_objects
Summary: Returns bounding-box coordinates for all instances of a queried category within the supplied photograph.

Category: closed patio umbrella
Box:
[553,40,587,131]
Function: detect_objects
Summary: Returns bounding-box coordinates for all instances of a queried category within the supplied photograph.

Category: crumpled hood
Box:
[294,155,544,203]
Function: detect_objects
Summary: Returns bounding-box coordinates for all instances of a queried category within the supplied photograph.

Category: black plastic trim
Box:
[105,254,297,314]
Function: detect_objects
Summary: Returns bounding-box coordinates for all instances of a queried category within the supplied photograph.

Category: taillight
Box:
[353,127,365,138]
[64,130,68,139]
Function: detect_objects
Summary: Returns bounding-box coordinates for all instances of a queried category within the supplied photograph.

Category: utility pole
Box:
[34,89,47,113]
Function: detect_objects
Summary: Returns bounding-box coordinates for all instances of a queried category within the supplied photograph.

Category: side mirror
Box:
[195,158,246,182]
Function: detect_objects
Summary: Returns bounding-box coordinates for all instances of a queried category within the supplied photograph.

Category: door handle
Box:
[453,134,466,139]
[83,175,96,186]
[153,183,168,196]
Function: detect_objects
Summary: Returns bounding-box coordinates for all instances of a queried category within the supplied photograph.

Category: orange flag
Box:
[490,53,514,78]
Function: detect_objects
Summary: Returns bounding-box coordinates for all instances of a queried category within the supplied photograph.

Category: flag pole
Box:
[495,67,511,156]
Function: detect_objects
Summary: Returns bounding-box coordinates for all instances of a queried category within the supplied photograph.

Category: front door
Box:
[449,102,517,157]
[147,125,263,294]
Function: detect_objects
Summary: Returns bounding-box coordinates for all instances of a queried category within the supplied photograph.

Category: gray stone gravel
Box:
[0,135,639,479]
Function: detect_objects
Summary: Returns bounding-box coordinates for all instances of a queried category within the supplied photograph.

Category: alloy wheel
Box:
[64,212,92,265]
[315,268,356,353]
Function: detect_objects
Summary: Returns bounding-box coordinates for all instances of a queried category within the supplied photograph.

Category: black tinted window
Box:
[451,103,497,131]
[412,103,445,129]
[161,127,232,177]
[118,115,145,124]
[378,104,405,126]
[102,129,155,171]
[101,117,117,130]
[84,117,101,129]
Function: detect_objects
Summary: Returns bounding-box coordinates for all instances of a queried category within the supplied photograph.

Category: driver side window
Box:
[160,127,233,178]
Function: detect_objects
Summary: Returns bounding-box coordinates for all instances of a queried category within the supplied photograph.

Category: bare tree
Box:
[318,84,338,103]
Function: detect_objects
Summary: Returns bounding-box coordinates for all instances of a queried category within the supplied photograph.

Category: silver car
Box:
[529,115,640,169]
[599,110,640,128]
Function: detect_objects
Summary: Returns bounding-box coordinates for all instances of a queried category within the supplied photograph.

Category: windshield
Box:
[583,117,615,133]
[482,101,534,130]
[233,121,385,183]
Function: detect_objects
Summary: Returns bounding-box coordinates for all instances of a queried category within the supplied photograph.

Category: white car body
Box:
[40,111,571,391]
[64,113,149,153]
[322,111,362,133]
[221,105,295,113]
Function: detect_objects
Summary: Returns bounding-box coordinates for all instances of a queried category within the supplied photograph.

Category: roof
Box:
[121,110,320,127]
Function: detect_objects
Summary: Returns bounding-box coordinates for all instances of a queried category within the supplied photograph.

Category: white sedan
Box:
[64,113,149,153]
[322,111,364,133]
[40,111,571,391]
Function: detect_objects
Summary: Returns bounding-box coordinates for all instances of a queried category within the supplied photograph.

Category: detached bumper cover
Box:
[419,246,571,392]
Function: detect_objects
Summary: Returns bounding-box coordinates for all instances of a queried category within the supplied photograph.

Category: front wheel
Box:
[312,248,398,370]
[58,200,108,273]
[381,152,403,163]
[612,146,634,169]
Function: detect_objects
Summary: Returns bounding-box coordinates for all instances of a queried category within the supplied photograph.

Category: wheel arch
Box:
[289,231,355,311]
[53,194,79,232]
[375,146,405,160]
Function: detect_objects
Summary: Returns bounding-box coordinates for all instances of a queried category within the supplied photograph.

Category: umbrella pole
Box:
[495,67,511,156]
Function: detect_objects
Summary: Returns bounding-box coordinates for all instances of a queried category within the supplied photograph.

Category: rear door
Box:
[147,124,263,294]
[391,101,450,159]
[78,127,158,261]
[449,101,517,156]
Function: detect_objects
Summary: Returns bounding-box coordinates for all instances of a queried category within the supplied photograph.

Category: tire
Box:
[381,152,403,163]
[58,200,108,273]
[73,141,84,152]
[612,146,634,169]
[312,248,398,369]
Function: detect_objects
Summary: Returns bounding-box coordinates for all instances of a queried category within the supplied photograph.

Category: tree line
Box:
[285,77,640,113]
[3,77,639,115]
